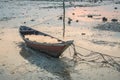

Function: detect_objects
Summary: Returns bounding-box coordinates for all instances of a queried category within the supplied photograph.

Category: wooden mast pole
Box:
[63,0,65,38]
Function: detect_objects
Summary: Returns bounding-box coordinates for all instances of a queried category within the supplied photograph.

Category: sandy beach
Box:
[0,0,120,80]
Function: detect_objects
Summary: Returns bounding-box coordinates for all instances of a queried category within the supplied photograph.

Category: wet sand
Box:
[0,26,120,80]
[0,0,120,80]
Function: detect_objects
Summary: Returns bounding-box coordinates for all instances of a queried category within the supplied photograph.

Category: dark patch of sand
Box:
[94,22,120,32]
[18,42,72,80]
[90,40,120,47]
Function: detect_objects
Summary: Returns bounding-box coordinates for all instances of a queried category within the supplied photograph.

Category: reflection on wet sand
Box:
[19,42,72,80]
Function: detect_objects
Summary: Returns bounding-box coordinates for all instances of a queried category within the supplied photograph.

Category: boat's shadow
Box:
[19,42,72,80]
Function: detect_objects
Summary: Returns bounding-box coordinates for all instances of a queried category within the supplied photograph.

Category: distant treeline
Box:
[30,0,115,1]
[19,0,116,3]
[28,0,114,1]
[29,0,81,1]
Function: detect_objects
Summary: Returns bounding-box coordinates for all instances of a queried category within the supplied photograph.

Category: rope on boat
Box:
[70,43,120,72]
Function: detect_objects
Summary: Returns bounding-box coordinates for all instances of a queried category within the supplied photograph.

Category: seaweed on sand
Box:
[0,17,15,21]
[94,22,120,32]
[71,44,120,72]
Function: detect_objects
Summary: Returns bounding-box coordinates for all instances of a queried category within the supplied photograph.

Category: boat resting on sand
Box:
[19,26,73,58]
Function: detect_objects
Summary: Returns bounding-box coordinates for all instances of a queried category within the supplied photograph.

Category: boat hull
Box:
[25,41,69,58]
[19,26,73,58]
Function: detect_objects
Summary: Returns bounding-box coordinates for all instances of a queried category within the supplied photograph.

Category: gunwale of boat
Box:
[24,37,73,46]
[20,26,73,46]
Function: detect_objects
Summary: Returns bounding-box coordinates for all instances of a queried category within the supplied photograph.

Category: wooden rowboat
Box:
[19,26,73,58]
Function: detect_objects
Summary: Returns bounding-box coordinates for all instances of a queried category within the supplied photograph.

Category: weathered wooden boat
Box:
[19,26,73,58]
